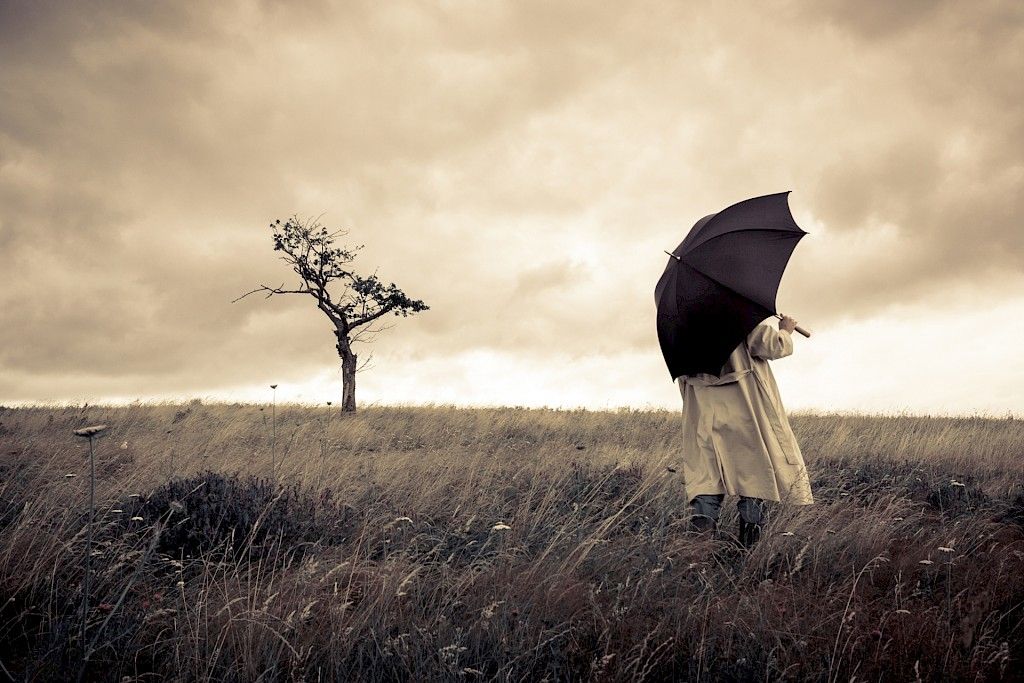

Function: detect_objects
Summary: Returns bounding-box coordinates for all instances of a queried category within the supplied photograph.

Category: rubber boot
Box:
[689,494,724,537]
[738,520,762,548]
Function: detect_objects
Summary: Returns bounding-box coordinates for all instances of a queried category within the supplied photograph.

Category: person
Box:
[676,315,813,547]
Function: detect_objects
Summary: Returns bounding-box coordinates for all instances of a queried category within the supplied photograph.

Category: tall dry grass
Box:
[0,403,1021,681]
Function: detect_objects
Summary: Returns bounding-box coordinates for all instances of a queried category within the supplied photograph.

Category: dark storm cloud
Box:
[785,0,1024,321]
[0,0,1022,402]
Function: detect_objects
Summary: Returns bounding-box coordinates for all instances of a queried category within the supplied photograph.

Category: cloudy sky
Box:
[1,0,1022,414]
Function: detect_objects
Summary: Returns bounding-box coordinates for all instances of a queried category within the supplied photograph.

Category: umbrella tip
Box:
[663,250,681,261]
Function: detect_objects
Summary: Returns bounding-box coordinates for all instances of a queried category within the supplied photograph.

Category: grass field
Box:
[1,403,1022,681]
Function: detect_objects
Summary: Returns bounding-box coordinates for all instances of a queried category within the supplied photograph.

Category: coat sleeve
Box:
[746,322,793,361]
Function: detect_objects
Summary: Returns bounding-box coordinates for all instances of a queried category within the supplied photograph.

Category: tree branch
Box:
[349,304,395,330]
[350,320,394,345]
[231,284,313,303]
[356,352,374,372]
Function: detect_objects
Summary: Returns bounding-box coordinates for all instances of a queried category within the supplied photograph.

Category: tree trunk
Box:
[341,351,357,412]
[336,331,357,412]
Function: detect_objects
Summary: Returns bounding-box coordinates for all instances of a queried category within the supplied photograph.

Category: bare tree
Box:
[234,216,428,412]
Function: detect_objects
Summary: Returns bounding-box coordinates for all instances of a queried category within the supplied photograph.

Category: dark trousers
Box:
[690,493,765,525]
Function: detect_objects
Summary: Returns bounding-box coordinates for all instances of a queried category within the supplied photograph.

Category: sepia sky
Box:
[1,0,1022,415]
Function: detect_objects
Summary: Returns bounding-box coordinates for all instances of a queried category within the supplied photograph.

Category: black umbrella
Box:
[655,191,810,380]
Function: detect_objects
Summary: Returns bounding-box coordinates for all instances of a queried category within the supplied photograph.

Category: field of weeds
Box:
[0,403,1022,681]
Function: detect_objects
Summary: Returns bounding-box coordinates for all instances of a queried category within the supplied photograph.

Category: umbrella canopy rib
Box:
[676,192,804,256]
[668,259,779,316]
[675,225,807,259]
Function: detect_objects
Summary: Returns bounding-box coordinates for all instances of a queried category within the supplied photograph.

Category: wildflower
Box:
[938,546,954,553]
[839,492,850,497]
[393,516,413,524]
[893,517,904,521]
[481,600,504,619]
[144,608,178,622]
[491,523,512,531]
[950,480,965,487]
[65,473,76,478]
[110,509,123,514]
[176,581,185,587]
[439,644,467,656]
[780,531,795,537]
[120,441,129,450]
[895,609,911,615]
[919,559,934,565]
[131,516,144,521]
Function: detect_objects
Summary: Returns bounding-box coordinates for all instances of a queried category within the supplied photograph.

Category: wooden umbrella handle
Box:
[775,314,812,338]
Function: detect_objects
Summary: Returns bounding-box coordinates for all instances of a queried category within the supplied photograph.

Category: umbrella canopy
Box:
[655,191,807,379]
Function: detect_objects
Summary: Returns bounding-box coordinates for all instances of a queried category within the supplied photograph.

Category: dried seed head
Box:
[74,424,108,438]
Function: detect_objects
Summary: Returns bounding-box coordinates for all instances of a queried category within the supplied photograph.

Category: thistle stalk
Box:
[72,424,108,667]
[270,384,278,481]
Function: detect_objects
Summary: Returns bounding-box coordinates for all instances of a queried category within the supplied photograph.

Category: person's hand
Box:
[779,315,797,333]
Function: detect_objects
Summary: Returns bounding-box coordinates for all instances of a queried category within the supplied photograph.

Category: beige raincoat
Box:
[676,320,814,505]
